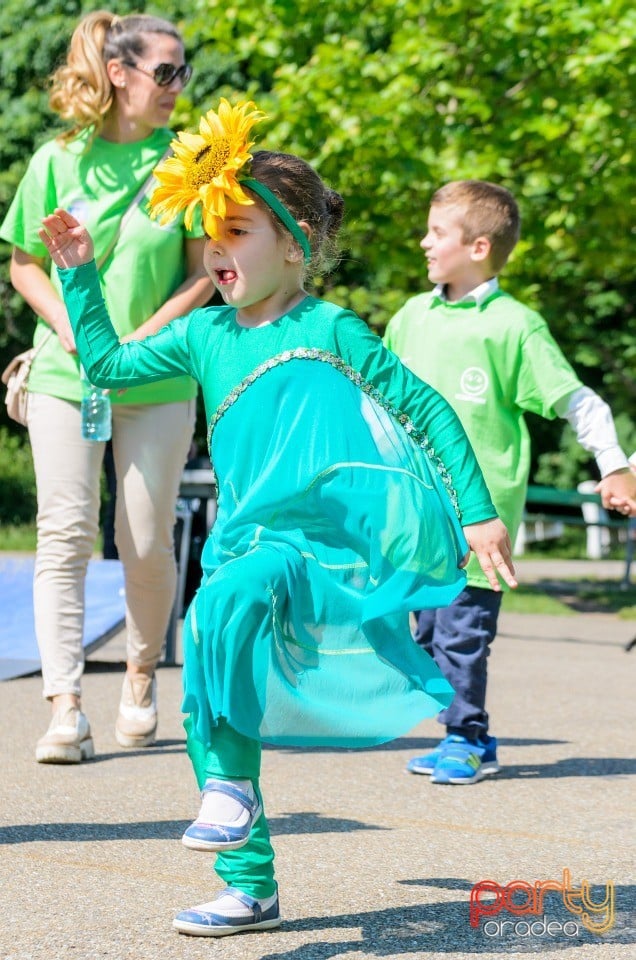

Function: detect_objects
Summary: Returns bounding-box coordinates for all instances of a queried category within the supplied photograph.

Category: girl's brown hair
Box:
[248,151,344,278]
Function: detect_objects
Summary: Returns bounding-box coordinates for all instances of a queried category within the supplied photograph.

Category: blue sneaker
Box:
[430,734,499,784]
[182,779,262,851]
[406,735,460,775]
[174,887,281,937]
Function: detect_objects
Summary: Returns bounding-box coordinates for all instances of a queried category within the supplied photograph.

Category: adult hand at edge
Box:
[596,467,636,518]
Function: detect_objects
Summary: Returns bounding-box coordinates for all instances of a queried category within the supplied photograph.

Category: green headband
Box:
[241,177,311,262]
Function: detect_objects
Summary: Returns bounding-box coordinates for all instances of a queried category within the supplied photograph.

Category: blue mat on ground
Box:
[0,556,125,681]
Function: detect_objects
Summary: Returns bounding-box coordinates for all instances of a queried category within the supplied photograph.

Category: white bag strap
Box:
[26,328,54,362]
[95,146,172,272]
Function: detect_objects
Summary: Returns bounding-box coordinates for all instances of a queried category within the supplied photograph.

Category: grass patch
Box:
[503,579,636,619]
[502,585,574,616]
[1,525,106,554]
[1,523,37,551]
[574,582,636,618]
[520,537,631,562]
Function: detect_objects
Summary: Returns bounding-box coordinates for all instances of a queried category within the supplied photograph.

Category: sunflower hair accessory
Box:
[149,98,311,261]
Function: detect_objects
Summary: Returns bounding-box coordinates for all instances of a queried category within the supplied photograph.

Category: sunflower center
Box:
[186,139,232,188]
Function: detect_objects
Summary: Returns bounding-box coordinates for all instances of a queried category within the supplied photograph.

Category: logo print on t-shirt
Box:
[66,198,90,224]
[455,367,489,404]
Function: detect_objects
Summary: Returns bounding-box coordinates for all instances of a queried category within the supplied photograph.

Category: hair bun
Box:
[325,189,345,237]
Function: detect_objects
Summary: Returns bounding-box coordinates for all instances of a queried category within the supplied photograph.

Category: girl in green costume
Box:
[39,100,516,937]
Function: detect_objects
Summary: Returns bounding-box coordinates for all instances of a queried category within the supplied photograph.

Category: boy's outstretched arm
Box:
[38,209,95,268]
[462,518,518,591]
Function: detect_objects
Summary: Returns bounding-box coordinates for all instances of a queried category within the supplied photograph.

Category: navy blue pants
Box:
[414,586,502,741]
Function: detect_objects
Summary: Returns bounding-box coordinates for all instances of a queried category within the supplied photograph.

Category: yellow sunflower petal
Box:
[175,131,206,152]
[183,197,202,232]
[203,184,227,220]
[202,208,221,239]
[199,106,225,139]
[148,98,267,229]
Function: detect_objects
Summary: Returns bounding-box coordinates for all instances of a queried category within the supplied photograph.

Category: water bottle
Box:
[80,366,112,441]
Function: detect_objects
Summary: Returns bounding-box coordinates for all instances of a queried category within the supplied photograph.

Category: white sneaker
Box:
[115,674,157,748]
[35,706,94,764]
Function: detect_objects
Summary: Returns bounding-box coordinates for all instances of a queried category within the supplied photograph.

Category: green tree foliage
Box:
[0,427,36,523]
[1,0,634,491]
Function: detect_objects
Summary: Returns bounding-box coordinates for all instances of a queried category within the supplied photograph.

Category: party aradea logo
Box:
[470,869,615,938]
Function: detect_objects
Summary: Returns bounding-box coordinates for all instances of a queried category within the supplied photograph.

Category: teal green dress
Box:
[61,263,498,754]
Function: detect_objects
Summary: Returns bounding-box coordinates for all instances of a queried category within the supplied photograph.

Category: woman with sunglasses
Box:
[0,10,213,763]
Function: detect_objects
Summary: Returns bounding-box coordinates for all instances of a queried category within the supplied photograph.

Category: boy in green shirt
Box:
[384,180,636,784]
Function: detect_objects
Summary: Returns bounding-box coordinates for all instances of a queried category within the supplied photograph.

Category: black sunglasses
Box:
[123,60,193,87]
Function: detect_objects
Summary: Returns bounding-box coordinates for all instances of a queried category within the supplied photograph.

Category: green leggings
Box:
[184,715,276,899]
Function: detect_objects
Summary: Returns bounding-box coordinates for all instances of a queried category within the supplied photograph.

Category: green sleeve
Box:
[382,316,396,352]
[382,302,406,354]
[0,148,52,258]
[515,323,582,416]
[335,311,497,526]
[58,261,195,389]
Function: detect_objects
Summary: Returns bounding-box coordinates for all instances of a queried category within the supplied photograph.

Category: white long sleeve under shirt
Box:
[554,386,630,478]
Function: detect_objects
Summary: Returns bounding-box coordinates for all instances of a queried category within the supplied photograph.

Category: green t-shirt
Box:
[0,129,202,404]
[384,288,582,588]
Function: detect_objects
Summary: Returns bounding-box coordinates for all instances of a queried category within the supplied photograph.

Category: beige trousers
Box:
[27,393,195,698]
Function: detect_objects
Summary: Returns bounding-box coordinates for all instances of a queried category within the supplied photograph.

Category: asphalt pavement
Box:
[1,558,634,960]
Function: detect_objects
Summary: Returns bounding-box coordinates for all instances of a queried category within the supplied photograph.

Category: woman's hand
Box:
[462,518,518,591]
[38,209,95,268]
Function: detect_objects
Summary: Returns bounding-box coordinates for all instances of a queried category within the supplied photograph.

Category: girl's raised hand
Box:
[39,209,94,269]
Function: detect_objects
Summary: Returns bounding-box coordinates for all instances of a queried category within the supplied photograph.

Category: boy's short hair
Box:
[431,180,520,273]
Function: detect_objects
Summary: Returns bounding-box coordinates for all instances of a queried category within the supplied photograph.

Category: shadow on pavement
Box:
[492,757,635,779]
[0,811,385,845]
[256,885,636,957]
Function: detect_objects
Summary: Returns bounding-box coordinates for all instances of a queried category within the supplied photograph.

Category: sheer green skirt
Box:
[182,355,467,757]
